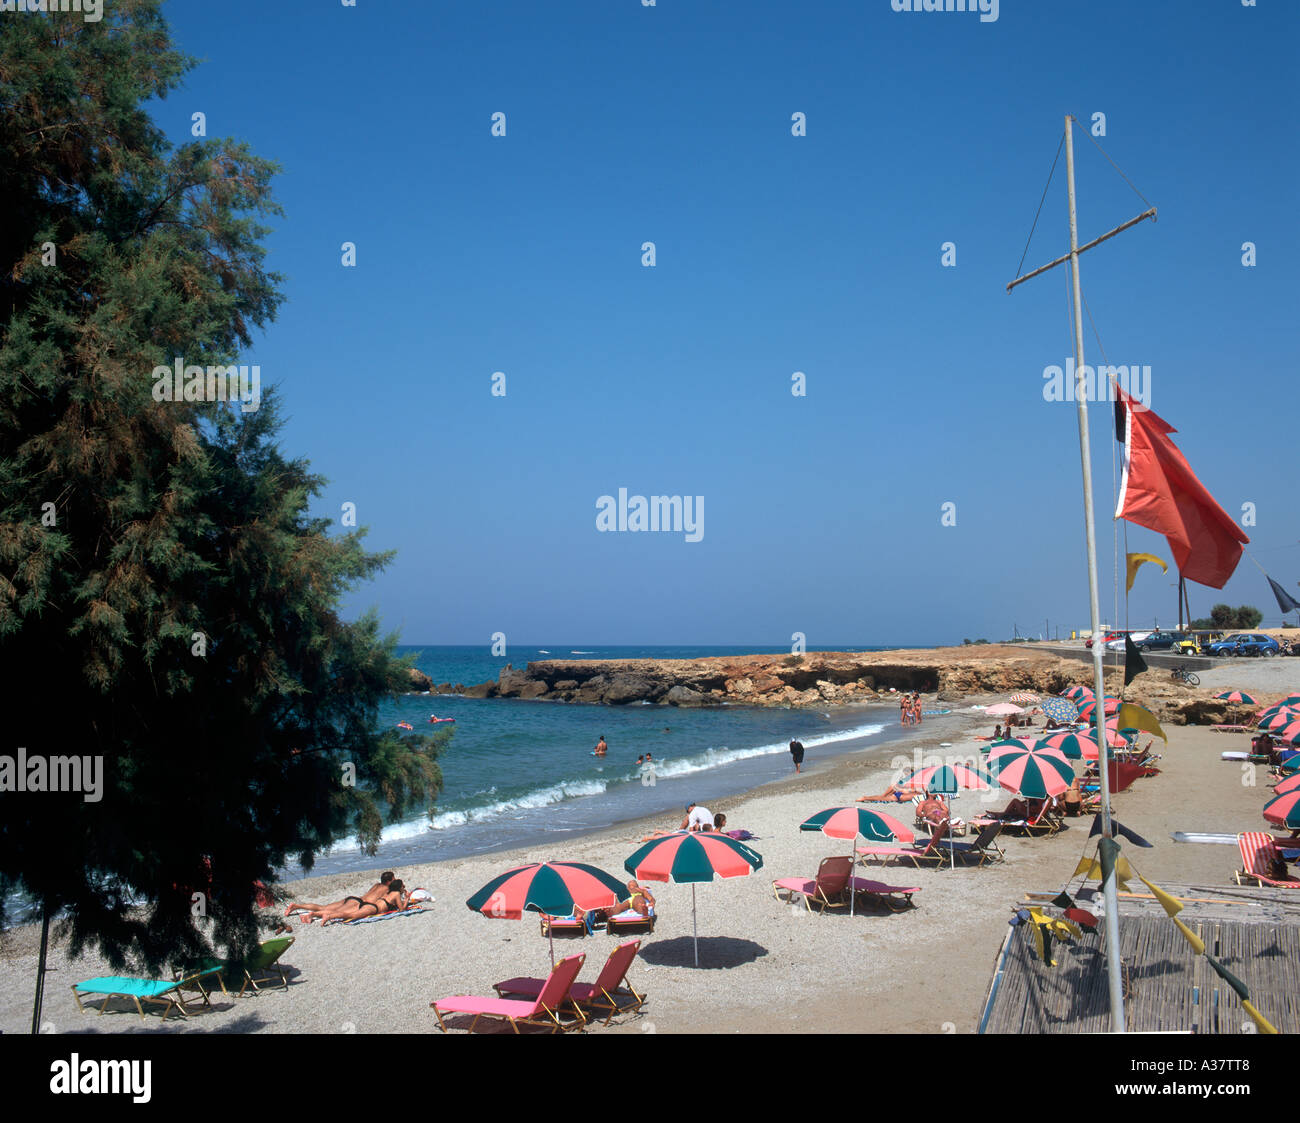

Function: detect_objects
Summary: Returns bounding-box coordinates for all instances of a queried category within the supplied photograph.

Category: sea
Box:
[2,644,933,923]
[297,644,921,881]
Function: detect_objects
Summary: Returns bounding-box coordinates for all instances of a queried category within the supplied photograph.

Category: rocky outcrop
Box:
[407,668,433,692]
[459,646,1086,708]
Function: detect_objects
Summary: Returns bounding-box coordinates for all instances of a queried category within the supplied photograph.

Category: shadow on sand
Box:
[636,936,767,970]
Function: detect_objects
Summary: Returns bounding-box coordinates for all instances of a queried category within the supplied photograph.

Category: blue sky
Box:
[160,0,1298,646]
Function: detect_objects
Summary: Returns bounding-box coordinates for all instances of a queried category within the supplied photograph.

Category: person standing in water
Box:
[594,734,607,757]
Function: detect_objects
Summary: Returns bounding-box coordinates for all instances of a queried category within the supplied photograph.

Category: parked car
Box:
[1104,630,1174,652]
[1136,630,1180,651]
[1087,630,1127,649]
[1206,633,1281,657]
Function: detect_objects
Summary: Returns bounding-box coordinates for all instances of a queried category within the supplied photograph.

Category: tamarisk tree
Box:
[0,0,446,986]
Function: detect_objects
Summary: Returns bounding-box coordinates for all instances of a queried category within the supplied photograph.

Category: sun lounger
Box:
[227,936,295,995]
[996,803,1058,837]
[772,855,857,912]
[938,821,1006,866]
[494,940,644,1026]
[72,966,224,1020]
[857,820,950,867]
[606,907,655,935]
[846,877,920,911]
[540,913,589,938]
[432,952,587,1033]
[1234,831,1300,889]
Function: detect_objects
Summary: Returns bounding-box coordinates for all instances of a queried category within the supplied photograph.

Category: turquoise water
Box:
[305,644,914,876]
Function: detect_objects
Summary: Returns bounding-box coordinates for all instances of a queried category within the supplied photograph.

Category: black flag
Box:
[1124,633,1147,686]
[1267,575,1300,615]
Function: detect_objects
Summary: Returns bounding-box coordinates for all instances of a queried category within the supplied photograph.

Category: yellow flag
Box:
[1139,875,1183,918]
[1242,1000,1278,1035]
[1117,702,1168,743]
[1126,552,1168,594]
[1172,917,1205,956]
[1073,857,1097,878]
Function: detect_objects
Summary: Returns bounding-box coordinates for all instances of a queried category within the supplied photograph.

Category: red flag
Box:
[1114,386,1248,588]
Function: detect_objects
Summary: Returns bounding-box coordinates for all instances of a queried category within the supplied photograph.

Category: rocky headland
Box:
[429,645,1260,726]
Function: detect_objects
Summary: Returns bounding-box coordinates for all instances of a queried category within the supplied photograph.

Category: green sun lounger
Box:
[71,965,224,1020]
[174,936,297,997]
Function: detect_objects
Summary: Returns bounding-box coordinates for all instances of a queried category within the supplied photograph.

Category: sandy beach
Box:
[2,677,1289,1037]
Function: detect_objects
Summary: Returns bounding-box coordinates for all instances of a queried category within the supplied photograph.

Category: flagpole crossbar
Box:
[1007,209,1157,293]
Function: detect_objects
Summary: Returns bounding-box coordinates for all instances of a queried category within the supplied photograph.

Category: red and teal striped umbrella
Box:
[799,805,915,901]
[1041,733,1100,761]
[1063,685,1093,702]
[899,763,996,795]
[1258,706,1300,730]
[466,861,625,919]
[1262,790,1300,829]
[624,832,763,965]
[987,741,1074,798]
[800,805,915,843]
[1279,694,1300,708]
[1274,774,1300,796]
[467,860,629,965]
[1077,696,1122,721]
[1215,691,1257,704]
[1273,721,1300,746]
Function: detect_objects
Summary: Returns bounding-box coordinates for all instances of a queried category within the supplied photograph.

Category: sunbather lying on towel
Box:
[288,879,410,924]
[573,880,656,927]
[856,785,912,803]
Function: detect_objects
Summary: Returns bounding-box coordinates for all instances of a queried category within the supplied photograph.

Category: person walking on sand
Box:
[789,739,805,773]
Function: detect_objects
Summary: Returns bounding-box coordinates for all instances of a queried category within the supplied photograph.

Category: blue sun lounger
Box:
[71,966,224,1020]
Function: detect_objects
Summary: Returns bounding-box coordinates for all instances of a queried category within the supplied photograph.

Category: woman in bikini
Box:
[573,880,655,927]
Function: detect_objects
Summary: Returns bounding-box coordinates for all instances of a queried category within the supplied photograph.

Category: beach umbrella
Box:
[1040,696,1080,724]
[1262,791,1300,829]
[1258,706,1300,731]
[1274,774,1300,796]
[1272,721,1300,746]
[1279,694,1300,708]
[799,805,914,903]
[466,860,627,964]
[1078,696,1122,721]
[1041,733,1100,761]
[899,763,997,794]
[1215,691,1257,705]
[1009,692,1041,706]
[624,832,763,965]
[987,741,1074,799]
[985,702,1025,716]
[1063,685,1094,703]
[897,764,996,868]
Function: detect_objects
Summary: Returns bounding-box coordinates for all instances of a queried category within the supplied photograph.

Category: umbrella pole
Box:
[692,884,699,967]
[850,841,856,916]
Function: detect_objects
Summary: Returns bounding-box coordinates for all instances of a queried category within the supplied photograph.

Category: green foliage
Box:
[1203,605,1264,630]
[0,2,444,972]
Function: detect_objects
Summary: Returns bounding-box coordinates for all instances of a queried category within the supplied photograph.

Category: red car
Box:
[1085,630,1127,649]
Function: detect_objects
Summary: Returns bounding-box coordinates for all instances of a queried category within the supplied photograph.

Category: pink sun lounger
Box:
[494,940,644,1026]
[431,952,586,1033]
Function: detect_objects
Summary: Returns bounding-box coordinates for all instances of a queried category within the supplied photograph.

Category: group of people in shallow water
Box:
[284,870,420,925]
[898,691,924,726]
